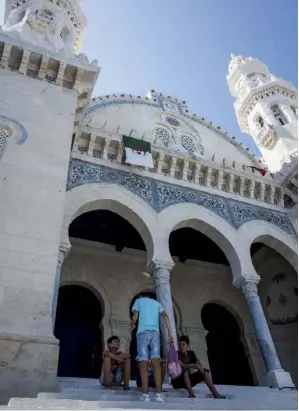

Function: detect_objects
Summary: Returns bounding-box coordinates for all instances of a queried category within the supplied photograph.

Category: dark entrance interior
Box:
[69,209,146,252]
[201,303,254,386]
[54,285,103,378]
[169,227,229,265]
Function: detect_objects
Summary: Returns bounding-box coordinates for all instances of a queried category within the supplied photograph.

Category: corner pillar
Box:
[239,280,295,388]
[148,260,178,356]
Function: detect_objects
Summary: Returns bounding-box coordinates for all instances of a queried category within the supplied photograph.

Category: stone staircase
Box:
[2,378,298,410]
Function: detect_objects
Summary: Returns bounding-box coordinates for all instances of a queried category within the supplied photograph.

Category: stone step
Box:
[52,389,191,398]
[38,391,219,402]
[8,396,298,410]
[58,378,269,393]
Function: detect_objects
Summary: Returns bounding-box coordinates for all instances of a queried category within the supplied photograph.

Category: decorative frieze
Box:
[67,159,297,239]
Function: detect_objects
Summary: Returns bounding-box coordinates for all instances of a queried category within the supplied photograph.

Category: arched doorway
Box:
[201,303,254,386]
[58,208,149,378]
[54,285,103,378]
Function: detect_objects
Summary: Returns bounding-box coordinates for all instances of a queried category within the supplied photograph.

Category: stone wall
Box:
[0,70,78,404]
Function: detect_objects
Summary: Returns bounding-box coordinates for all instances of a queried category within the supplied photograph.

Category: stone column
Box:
[149,261,178,355]
[51,243,71,331]
[88,134,98,157]
[228,173,234,193]
[249,179,255,199]
[217,170,223,190]
[56,63,67,86]
[204,167,213,187]
[259,183,265,202]
[239,177,245,197]
[240,280,295,388]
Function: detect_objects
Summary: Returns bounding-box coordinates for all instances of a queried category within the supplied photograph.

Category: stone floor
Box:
[2,378,298,410]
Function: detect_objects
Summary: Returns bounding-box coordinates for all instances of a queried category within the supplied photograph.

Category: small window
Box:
[257,116,264,128]
[272,105,288,126]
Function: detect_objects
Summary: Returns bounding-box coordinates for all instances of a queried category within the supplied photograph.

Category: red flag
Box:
[247,166,267,176]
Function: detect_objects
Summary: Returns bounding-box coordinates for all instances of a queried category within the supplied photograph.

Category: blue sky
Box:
[80,0,298,154]
[0,0,297,154]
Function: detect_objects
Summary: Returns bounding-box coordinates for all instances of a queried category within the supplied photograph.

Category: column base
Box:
[0,333,59,405]
[265,369,295,389]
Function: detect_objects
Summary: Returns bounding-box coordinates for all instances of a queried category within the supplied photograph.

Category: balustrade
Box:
[73,130,282,207]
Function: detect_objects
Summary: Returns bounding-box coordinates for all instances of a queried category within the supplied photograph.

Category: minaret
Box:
[3,0,86,53]
[227,53,298,173]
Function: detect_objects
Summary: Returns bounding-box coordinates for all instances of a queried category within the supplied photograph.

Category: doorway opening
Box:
[54,285,103,378]
[201,302,254,386]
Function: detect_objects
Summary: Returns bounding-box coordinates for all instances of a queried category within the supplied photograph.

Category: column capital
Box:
[240,280,259,298]
[233,273,260,289]
[57,242,72,268]
[147,259,174,285]
[147,259,174,273]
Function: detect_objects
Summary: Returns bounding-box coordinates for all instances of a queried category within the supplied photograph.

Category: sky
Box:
[0,0,297,154]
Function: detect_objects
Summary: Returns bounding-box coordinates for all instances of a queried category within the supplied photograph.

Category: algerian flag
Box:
[123,136,154,168]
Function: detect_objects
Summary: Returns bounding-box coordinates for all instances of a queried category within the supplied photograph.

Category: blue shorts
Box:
[137,331,160,362]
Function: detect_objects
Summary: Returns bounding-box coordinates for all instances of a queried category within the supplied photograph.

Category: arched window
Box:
[153,126,171,148]
[271,105,288,126]
[181,134,197,153]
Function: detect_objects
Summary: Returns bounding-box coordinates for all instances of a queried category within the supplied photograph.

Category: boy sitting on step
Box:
[100,336,131,390]
[171,335,226,399]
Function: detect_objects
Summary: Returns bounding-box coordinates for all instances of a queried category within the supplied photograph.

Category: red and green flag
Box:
[123,136,154,168]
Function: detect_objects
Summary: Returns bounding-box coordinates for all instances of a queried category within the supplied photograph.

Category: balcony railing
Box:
[72,131,284,207]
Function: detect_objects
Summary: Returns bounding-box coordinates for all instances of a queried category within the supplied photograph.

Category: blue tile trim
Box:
[0,114,28,145]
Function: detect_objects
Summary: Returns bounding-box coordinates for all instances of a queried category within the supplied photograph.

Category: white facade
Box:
[0,0,297,405]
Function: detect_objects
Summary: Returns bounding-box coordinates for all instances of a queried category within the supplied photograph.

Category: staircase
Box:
[2,378,298,410]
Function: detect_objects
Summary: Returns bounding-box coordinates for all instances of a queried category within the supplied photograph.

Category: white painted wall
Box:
[84,103,256,165]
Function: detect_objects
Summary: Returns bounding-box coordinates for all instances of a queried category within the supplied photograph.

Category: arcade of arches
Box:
[55,205,298,388]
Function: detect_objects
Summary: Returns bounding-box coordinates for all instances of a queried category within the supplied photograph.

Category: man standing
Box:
[131,293,174,402]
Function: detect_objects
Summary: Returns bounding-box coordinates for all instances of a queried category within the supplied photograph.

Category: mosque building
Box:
[0,0,297,406]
